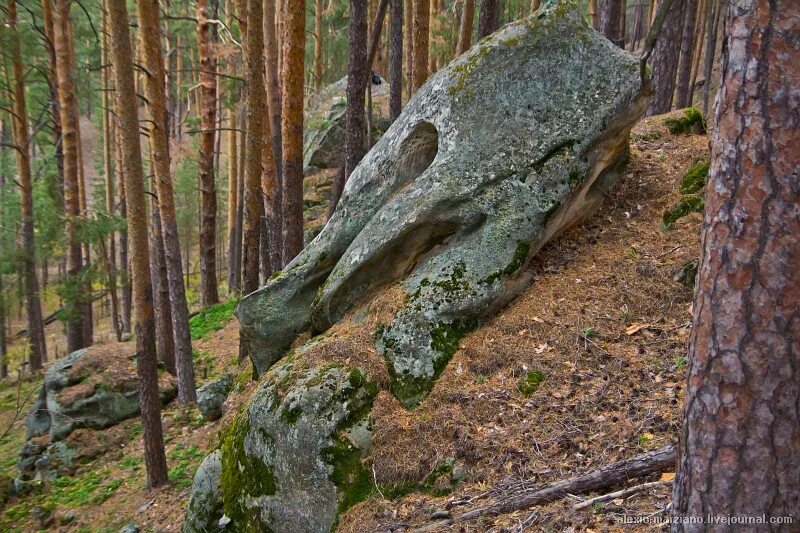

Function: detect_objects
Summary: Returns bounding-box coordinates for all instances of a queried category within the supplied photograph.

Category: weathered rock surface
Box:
[19,344,176,480]
[184,356,377,532]
[184,450,225,533]
[197,373,233,421]
[238,1,650,407]
[304,75,391,171]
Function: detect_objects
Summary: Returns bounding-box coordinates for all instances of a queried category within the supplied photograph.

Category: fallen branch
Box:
[572,479,670,510]
[455,444,676,522]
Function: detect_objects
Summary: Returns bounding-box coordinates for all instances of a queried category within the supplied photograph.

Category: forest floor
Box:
[0,110,708,532]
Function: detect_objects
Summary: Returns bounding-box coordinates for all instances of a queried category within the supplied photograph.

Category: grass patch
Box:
[189,299,238,340]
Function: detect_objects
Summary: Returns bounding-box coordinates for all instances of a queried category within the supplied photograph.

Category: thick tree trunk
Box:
[457,0,475,54]
[672,2,800,526]
[101,0,121,342]
[8,0,48,370]
[138,0,198,403]
[673,0,698,109]
[599,0,624,47]
[242,0,266,294]
[477,0,500,38]
[645,0,685,116]
[343,0,369,189]
[389,0,404,120]
[411,0,430,92]
[107,0,168,490]
[226,110,239,294]
[53,0,86,352]
[280,0,306,264]
[196,0,220,306]
[263,0,283,272]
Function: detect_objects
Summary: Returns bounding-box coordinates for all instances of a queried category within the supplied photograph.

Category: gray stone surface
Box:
[303,75,391,171]
[196,373,233,421]
[184,450,225,533]
[237,1,650,409]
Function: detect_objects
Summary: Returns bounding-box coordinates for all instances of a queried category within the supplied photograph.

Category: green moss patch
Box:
[680,161,709,195]
[662,194,704,230]
[190,299,238,340]
[481,241,531,285]
[518,370,545,396]
[664,108,706,135]
[379,457,460,499]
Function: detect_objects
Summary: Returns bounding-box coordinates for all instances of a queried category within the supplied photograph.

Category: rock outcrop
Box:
[19,344,176,480]
[303,75,391,172]
[196,373,233,421]
[189,2,650,531]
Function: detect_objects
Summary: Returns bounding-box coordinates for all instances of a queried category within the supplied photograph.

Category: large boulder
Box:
[19,344,176,480]
[184,356,377,532]
[303,75,391,172]
[238,1,650,408]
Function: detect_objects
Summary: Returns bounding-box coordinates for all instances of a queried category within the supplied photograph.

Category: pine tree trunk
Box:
[314,0,324,91]
[0,121,6,377]
[226,110,240,293]
[343,0,369,188]
[101,0,121,342]
[411,0,430,92]
[589,0,598,29]
[457,0,475,54]
[673,0,698,109]
[116,122,132,336]
[41,0,65,214]
[263,0,284,273]
[645,0,685,116]
[686,0,707,107]
[242,0,266,294]
[599,0,624,47]
[138,0,198,403]
[672,2,800,524]
[149,185,175,375]
[389,0,404,120]
[53,0,86,352]
[235,113,246,291]
[700,0,720,118]
[478,0,499,38]
[280,0,306,264]
[404,0,414,96]
[106,0,168,490]
[196,0,220,306]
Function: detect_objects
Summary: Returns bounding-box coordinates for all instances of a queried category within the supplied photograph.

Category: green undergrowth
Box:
[168,443,206,490]
[379,457,460,499]
[663,161,709,230]
[189,299,238,340]
[679,161,709,195]
[664,108,706,135]
[518,370,545,396]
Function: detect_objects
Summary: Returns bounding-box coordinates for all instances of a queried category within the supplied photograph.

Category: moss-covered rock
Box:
[183,450,224,533]
[190,359,378,532]
[662,194,705,230]
[680,161,709,195]
[664,107,706,135]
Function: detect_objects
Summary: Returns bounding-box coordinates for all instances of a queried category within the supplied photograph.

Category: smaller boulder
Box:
[184,449,225,533]
[197,374,233,421]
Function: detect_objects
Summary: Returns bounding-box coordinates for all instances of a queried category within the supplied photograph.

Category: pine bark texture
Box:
[280,0,306,264]
[314,0,324,91]
[389,0,404,120]
[674,0,698,109]
[149,189,175,374]
[263,0,283,273]
[106,0,168,489]
[53,0,86,352]
[701,1,721,117]
[138,0,197,403]
[196,0,220,306]
[226,110,240,293]
[599,0,624,47]
[8,0,48,370]
[672,2,800,526]
[404,0,414,93]
[478,0,500,38]
[646,0,686,115]
[457,0,475,54]
[242,0,266,294]
[344,0,369,185]
[412,0,430,91]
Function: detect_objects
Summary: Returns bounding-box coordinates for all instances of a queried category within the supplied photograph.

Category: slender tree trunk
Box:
[101,0,121,342]
[116,121,132,336]
[242,0,265,294]
[343,0,369,190]
[280,0,306,264]
[314,0,324,91]
[404,0,414,96]
[672,2,800,525]
[411,0,430,92]
[138,0,198,403]
[196,0,220,306]
[427,0,437,74]
[41,0,65,214]
[686,0,707,107]
[457,0,475,54]
[0,121,7,377]
[589,0,598,29]
[107,0,168,490]
[260,93,279,279]
[0,271,6,378]
[8,0,47,370]
[599,0,624,47]
[226,110,239,293]
[264,0,283,272]
[235,112,246,291]
[53,0,86,352]
[149,185,175,375]
[700,0,720,118]
[673,0,698,109]
[478,0,499,38]
[389,0,404,120]
[645,0,685,116]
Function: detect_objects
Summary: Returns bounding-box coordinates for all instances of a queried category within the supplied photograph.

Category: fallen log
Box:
[572,479,670,510]
[455,444,676,522]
